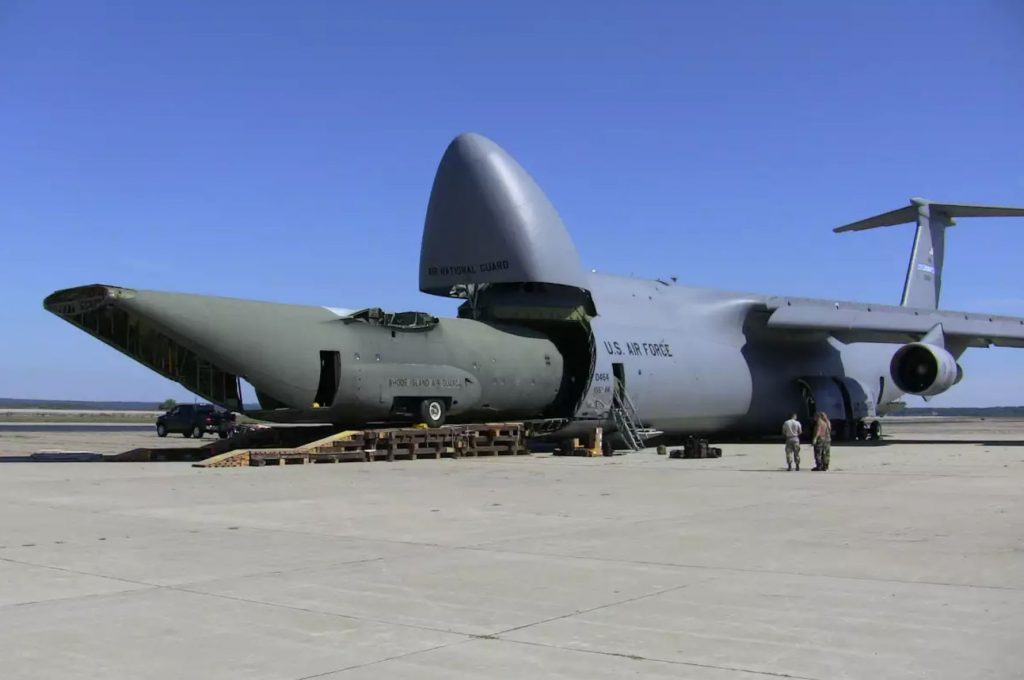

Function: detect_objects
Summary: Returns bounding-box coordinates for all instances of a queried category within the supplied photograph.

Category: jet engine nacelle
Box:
[890,342,963,396]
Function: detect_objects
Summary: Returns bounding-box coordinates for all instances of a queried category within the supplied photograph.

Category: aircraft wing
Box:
[764,297,1024,348]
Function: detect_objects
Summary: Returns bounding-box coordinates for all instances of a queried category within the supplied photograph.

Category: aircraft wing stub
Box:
[766,298,1024,348]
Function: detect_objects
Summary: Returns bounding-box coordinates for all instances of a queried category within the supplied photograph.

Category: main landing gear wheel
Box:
[869,420,882,440]
[420,399,446,428]
[156,424,167,438]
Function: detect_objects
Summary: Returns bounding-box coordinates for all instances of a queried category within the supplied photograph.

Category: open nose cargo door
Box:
[419,133,597,423]
[419,133,590,297]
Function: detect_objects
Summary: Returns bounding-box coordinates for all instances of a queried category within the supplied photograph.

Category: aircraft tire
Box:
[869,420,882,440]
[420,399,446,428]
[156,424,167,438]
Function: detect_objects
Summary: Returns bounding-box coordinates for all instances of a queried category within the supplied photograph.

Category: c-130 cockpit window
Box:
[344,308,439,331]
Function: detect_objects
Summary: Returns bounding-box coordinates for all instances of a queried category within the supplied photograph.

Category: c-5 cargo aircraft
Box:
[44,133,1024,448]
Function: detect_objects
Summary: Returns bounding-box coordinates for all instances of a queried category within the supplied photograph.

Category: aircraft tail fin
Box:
[834,199,1024,309]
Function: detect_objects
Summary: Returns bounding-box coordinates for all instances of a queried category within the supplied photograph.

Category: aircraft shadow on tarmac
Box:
[853,438,1024,447]
[714,437,1024,448]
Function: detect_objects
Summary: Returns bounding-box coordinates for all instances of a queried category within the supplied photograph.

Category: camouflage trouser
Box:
[814,439,831,470]
[785,438,800,469]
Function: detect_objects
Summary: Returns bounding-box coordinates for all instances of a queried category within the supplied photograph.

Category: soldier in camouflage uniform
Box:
[812,412,832,471]
[782,413,802,471]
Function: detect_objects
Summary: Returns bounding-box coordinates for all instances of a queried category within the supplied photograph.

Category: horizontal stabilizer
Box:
[834,198,1024,233]
[833,198,1024,309]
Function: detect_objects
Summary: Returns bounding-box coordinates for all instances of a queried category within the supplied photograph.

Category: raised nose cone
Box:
[419,133,587,296]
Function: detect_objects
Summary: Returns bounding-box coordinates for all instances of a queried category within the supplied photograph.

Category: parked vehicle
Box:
[156,404,236,439]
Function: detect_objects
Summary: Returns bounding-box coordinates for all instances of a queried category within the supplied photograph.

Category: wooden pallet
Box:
[194,422,529,468]
[194,449,251,467]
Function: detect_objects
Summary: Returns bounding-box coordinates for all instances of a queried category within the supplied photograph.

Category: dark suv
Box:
[156,404,236,439]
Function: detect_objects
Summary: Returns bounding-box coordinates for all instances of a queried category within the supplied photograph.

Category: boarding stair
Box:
[611,383,660,451]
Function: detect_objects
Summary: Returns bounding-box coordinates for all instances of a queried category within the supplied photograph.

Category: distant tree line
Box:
[888,406,1024,417]
[0,397,260,412]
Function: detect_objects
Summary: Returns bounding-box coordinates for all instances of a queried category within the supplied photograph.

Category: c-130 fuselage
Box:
[44,134,1024,445]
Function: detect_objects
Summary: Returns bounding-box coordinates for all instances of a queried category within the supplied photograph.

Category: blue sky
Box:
[1,1,1022,406]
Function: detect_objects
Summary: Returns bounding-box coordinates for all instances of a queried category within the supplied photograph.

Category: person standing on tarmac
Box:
[812,412,832,471]
[782,413,802,471]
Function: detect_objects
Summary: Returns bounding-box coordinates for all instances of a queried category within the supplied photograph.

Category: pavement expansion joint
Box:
[498,637,823,680]
[222,522,457,551]
[167,555,389,590]
[291,638,477,680]
[458,486,849,552]
[462,543,1024,592]
[493,577,718,637]
[167,584,481,639]
[0,585,157,611]
[0,555,158,590]
[1,553,482,637]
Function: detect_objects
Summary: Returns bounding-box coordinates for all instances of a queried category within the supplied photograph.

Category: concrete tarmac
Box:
[0,418,1022,679]
[0,424,207,456]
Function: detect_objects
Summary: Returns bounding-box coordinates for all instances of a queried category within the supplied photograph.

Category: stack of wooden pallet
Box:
[447,423,527,458]
[194,422,529,468]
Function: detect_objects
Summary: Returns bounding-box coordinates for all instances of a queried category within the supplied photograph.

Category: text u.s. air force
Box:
[602,340,673,358]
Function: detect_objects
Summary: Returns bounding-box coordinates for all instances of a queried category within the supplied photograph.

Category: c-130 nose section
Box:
[419,133,589,297]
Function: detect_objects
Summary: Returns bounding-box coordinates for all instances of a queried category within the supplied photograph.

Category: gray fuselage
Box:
[248,272,903,435]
